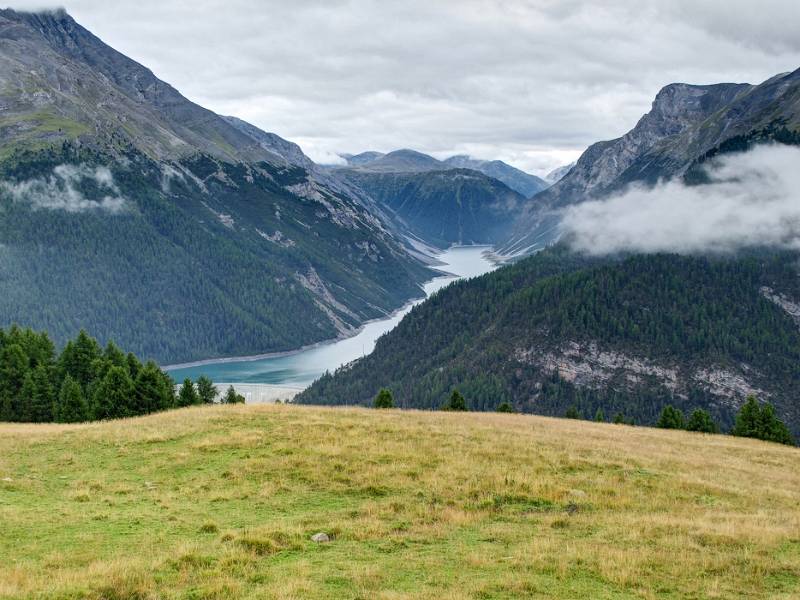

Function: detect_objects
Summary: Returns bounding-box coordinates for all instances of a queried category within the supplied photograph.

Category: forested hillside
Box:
[336,167,527,246]
[0,9,434,363]
[297,248,800,437]
[0,144,431,362]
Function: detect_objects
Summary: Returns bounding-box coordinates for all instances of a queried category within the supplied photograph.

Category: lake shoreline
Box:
[164,245,494,371]
[165,245,496,382]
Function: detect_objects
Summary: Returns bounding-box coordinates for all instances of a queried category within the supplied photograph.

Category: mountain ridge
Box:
[0,9,435,362]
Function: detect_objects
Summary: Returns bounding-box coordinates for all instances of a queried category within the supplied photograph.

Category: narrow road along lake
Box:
[166,245,496,388]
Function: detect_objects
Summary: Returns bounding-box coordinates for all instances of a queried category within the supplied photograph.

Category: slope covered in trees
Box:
[0,10,433,363]
[297,248,800,438]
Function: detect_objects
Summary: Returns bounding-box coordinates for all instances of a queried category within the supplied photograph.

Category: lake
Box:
[166,245,496,387]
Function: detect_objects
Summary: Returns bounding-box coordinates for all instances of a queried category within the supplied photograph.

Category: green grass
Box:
[1,404,798,598]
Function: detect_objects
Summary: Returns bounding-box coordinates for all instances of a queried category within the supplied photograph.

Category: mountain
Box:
[503,70,800,254]
[331,149,530,247]
[340,151,385,166]
[0,9,434,363]
[222,116,316,170]
[544,162,575,184]
[297,247,800,438]
[443,155,548,197]
[351,149,444,172]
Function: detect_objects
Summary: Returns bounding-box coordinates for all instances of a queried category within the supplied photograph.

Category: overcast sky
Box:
[10,0,800,174]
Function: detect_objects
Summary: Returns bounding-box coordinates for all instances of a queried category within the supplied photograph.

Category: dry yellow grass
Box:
[0,404,798,599]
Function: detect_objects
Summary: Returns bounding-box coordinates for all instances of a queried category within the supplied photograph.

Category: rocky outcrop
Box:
[503,69,800,254]
[516,341,764,405]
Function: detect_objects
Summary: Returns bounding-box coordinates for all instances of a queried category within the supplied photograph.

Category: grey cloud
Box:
[1,164,128,213]
[561,145,800,255]
[7,1,800,174]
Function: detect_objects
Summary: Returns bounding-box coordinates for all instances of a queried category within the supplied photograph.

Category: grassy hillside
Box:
[1,405,798,599]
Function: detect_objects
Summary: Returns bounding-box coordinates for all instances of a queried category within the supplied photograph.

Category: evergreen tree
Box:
[0,344,29,421]
[196,375,218,404]
[594,407,605,422]
[177,379,200,407]
[29,365,55,423]
[657,405,685,429]
[373,388,394,408]
[565,406,580,419]
[613,412,625,424]
[56,376,88,423]
[757,404,793,445]
[91,365,134,420]
[126,352,142,381]
[59,330,101,389]
[103,341,127,369]
[133,362,173,414]
[18,372,36,423]
[732,396,761,438]
[686,409,718,433]
[222,385,245,404]
[496,401,515,413]
[443,390,467,411]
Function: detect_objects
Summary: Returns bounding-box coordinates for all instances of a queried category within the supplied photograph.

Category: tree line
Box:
[0,325,237,423]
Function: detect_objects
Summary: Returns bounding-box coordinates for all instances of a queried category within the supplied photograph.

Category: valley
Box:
[166,245,496,387]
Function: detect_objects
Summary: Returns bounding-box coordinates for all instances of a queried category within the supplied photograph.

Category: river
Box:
[166,245,496,388]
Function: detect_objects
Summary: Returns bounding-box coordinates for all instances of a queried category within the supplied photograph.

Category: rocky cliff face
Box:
[503,70,800,254]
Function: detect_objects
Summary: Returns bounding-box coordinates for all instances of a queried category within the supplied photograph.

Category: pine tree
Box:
[373,388,394,408]
[613,412,625,424]
[133,362,173,414]
[496,401,515,413]
[196,376,218,404]
[29,365,55,423]
[18,372,36,422]
[657,405,685,429]
[91,365,135,420]
[565,406,580,419]
[56,376,88,423]
[59,330,101,389]
[594,407,605,422]
[178,379,200,407]
[222,385,245,404]
[757,404,793,445]
[1,344,29,421]
[443,390,467,411]
[686,408,718,433]
[732,396,761,438]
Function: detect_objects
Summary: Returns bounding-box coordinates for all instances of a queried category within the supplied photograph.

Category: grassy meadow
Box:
[0,404,798,599]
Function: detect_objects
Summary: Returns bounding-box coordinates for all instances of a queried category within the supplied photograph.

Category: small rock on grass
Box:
[311,532,330,543]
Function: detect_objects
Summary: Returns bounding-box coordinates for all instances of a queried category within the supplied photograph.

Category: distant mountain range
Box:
[333,149,545,246]
[340,149,548,197]
[0,9,435,363]
[503,71,800,254]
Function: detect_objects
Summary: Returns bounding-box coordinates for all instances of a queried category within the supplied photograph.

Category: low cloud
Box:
[561,144,800,255]
[1,164,128,213]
